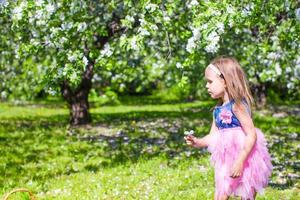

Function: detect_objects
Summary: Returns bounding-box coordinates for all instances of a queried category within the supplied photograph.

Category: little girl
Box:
[184,57,273,200]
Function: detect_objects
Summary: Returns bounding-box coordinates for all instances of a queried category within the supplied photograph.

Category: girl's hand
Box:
[230,159,244,178]
[184,135,200,148]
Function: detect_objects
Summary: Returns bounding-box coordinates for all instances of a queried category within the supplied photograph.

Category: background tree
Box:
[0,0,299,125]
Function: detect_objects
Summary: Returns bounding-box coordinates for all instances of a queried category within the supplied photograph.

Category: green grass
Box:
[0,98,299,199]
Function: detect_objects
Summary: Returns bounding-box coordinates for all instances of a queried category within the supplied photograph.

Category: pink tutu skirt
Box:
[207,127,273,200]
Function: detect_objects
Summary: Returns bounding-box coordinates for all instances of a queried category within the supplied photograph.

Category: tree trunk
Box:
[251,84,267,109]
[61,62,93,126]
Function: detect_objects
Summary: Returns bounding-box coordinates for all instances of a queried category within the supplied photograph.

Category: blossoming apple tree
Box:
[0,0,299,124]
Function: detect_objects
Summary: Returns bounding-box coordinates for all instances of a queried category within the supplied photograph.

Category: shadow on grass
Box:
[0,103,299,190]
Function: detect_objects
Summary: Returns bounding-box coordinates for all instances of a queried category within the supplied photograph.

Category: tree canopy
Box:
[1,0,299,124]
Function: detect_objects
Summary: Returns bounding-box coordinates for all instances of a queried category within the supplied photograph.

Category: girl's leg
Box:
[218,195,230,200]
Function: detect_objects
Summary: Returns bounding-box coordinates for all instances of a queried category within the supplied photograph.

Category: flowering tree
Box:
[0,0,299,124]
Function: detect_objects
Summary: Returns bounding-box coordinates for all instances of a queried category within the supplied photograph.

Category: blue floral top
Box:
[213,99,251,129]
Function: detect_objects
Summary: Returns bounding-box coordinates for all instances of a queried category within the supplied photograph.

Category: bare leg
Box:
[218,195,230,200]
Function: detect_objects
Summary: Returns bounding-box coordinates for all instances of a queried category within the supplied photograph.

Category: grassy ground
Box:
[0,97,299,199]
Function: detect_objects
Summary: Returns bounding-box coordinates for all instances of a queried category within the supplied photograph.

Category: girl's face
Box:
[204,67,226,99]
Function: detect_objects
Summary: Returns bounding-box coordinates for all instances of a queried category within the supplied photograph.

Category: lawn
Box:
[0,98,299,199]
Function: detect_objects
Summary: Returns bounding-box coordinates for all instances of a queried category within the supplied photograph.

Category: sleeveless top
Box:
[213,99,251,130]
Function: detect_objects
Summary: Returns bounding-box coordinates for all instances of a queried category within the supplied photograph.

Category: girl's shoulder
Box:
[232,98,252,116]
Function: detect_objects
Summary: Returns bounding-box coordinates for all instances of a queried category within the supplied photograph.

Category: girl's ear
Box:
[221,78,226,87]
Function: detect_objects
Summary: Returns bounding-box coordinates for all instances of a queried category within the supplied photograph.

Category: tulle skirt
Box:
[207,127,273,200]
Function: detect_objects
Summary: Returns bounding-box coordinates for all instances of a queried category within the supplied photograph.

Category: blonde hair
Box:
[210,56,254,108]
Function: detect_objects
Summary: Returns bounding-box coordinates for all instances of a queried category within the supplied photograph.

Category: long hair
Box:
[210,56,254,108]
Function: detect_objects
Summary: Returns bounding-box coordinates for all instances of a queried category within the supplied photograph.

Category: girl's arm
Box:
[184,114,217,148]
[232,103,257,164]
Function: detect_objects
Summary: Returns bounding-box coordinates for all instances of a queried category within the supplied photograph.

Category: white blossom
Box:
[12,3,25,20]
[205,31,220,53]
[138,27,150,36]
[61,22,73,31]
[119,83,125,89]
[59,37,67,45]
[205,42,219,53]
[130,37,139,50]
[83,56,88,66]
[285,67,292,73]
[192,27,201,40]
[184,130,194,135]
[163,14,171,22]
[1,91,7,99]
[77,22,87,32]
[207,31,219,42]
[145,3,158,12]
[216,22,224,33]
[187,0,199,8]
[125,15,135,23]
[295,8,300,21]
[100,43,113,57]
[200,24,208,30]
[138,17,147,26]
[226,5,235,14]
[46,3,55,15]
[186,37,196,53]
[0,0,9,8]
[176,62,183,69]
[67,52,76,62]
[241,4,254,17]
[35,10,43,19]
[35,0,44,7]
[150,24,158,31]
[287,82,294,89]
[274,63,282,75]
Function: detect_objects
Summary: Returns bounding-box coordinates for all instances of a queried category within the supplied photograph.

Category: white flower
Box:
[274,63,282,75]
[200,23,208,30]
[163,14,171,22]
[184,130,194,135]
[1,91,7,99]
[35,10,43,19]
[119,83,125,89]
[0,0,9,8]
[61,22,72,31]
[59,37,67,45]
[226,5,235,14]
[187,0,199,8]
[207,31,220,42]
[77,22,87,32]
[192,27,201,40]
[125,15,135,23]
[216,22,224,33]
[48,87,56,95]
[67,52,76,62]
[295,8,300,21]
[46,4,55,15]
[130,37,139,50]
[150,24,158,31]
[12,6,23,20]
[83,56,88,66]
[138,27,150,36]
[176,62,183,69]
[205,42,219,53]
[285,67,292,73]
[145,3,158,12]
[35,0,44,7]
[100,43,113,57]
[241,4,253,17]
[186,37,196,53]
[287,82,294,89]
